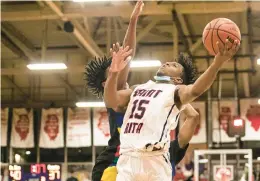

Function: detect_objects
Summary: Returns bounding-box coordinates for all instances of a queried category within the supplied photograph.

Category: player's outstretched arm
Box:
[169,105,199,165]
[177,39,240,105]
[114,0,143,90]
[178,104,199,148]
[104,46,133,109]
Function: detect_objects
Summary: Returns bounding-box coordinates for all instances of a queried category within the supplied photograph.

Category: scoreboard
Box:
[9,164,61,181]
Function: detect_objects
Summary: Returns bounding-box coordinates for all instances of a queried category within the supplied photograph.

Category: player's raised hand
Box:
[110,45,133,73]
[110,42,120,57]
[215,39,240,64]
[131,0,144,19]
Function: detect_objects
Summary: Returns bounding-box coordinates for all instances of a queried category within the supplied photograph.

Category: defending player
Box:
[104,40,240,180]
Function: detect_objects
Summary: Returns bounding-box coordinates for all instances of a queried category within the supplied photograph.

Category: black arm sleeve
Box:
[169,139,189,165]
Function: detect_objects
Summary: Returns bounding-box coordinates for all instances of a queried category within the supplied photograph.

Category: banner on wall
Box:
[241,99,260,141]
[180,102,206,144]
[1,108,9,146]
[39,108,64,148]
[212,101,236,143]
[67,108,91,147]
[11,108,34,148]
[93,108,110,146]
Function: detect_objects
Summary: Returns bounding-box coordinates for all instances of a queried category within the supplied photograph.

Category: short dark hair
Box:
[177,53,198,85]
[84,56,111,97]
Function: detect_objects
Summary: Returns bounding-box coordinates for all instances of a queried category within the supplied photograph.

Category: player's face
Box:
[156,62,184,79]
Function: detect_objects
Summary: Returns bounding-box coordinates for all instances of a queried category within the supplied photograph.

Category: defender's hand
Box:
[131,0,144,19]
[110,42,120,57]
[215,39,240,64]
[110,45,133,73]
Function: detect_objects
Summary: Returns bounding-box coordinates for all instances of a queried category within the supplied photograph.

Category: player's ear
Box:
[171,77,183,84]
[101,81,106,87]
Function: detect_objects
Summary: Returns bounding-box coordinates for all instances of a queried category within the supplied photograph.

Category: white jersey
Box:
[120,80,182,154]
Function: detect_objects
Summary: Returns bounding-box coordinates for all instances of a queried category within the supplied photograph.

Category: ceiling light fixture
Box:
[75,101,105,107]
[27,63,67,70]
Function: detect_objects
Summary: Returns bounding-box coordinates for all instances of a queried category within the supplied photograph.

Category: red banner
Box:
[241,98,260,141]
[1,108,8,146]
[93,108,110,146]
[39,108,64,148]
[67,108,91,147]
[11,108,34,148]
[212,101,236,143]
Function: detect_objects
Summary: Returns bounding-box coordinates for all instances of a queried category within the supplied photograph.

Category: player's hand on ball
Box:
[110,44,133,73]
[215,39,240,63]
[131,0,144,19]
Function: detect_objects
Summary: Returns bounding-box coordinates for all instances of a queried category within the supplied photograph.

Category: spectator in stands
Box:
[66,170,78,181]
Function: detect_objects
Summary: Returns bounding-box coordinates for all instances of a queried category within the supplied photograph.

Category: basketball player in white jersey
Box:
[104,39,240,180]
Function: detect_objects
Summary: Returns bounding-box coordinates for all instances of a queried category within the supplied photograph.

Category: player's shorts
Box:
[92,146,117,181]
[116,152,172,181]
[101,166,117,181]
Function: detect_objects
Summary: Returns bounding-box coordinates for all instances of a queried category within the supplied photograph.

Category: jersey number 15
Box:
[129,99,150,119]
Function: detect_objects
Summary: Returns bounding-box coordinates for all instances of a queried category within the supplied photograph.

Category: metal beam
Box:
[190,39,203,54]
[1,33,28,59]
[36,0,45,8]
[247,7,256,73]
[2,76,31,99]
[2,22,36,51]
[55,20,86,54]
[79,2,92,34]
[2,22,81,99]
[41,20,48,62]
[172,22,178,60]
[1,3,172,21]
[240,10,250,97]
[136,19,160,43]
[106,17,112,54]
[83,17,91,34]
[1,34,32,99]
[175,2,248,14]
[71,19,104,56]
[113,17,120,42]
[3,2,259,22]
[93,17,104,39]
[44,1,103,57]
[150,28,171,39]
[1,24,38,61]
[176,12,192,48]
[172,10,192,56]
[116,17,125,30]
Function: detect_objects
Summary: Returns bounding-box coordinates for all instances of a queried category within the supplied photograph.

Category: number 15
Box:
[129,99,150,119]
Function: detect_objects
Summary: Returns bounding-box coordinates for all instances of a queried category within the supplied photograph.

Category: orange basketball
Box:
[202,18,241,55]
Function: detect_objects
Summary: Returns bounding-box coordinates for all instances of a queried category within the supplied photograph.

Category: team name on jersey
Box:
[124,88,163,134]
[133,89,162,98]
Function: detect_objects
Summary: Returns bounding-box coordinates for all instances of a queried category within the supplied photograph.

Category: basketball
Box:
[202,18,241,55]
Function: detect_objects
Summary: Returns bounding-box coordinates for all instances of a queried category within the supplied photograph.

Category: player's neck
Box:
[154,76,172,84]
[156,80,172,84]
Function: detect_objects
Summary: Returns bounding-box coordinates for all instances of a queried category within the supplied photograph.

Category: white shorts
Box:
[116,152,172,181]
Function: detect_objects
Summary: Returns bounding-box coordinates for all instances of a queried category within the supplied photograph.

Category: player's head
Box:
[156,53,198,85]
[84,56,112,98]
